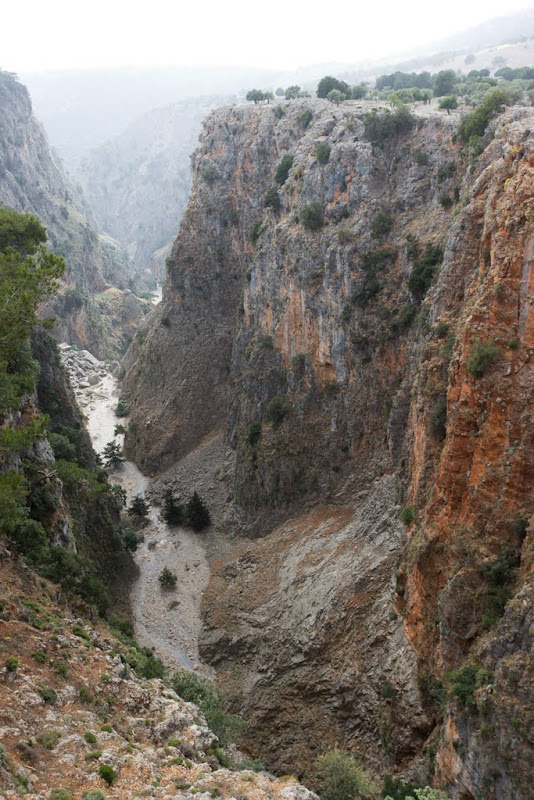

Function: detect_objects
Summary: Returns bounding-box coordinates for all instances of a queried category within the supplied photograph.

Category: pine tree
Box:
[102,440,125,469]
[158,567,177,590]
[185,492,211,531]
[162,489,184,526]
[128,494,150,518]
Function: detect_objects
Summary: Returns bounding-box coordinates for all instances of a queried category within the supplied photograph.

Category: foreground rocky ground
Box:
[0,552,317,800]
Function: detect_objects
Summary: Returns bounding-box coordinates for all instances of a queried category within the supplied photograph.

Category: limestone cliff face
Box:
[0,71,144,357]
[123,100,534,795]
[401,112,534,799]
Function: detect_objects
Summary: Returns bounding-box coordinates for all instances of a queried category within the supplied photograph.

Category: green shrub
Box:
[39,686,57,704]
[292,352,306,377]
[122,528,138,552]
[315,142,331,164]
[338,228,354,245]
[439,194,453,209]
[140,651,165,679]
[417,673,445,713]
[513,515,528,537]
[466,339,501,378]
[429,395,447,441]
[32,649,47,664]
[73,624,90,642]
[159,567,177,590]
[54,661,68,678]
[433,322,449,338]
[84,731,98,745]
[264,187,281,211]
[382,775,418,800]
[83,791,106,800]
[408,244,443,300]
[250,220,263,245]
[171,670,245,746]
[301,108,312,129]
[481,547,520,628]
[371,210,393,238]
[98,764,116,785]
[401,507,415,525]
[274,154,294,186]
[114,400,128,417]
[100,725,113,733]
[259,333,274,348]
[5,656,19,671]
[49,790,72,800]
[458,89,509,144]
[78,686,93,704]
[31,484,60,514]
[10,519,48,564]
[247,421,262,447]
[437,161,455,183]
[390,304,416,334]
[300,202,323,230]
[353,273,380,307]
[37,729,62,749]
[266,396,289,425]
[363,106,415,146]
[48,432,77,462]
[384,790,447,800]
[379,680,396,699]
[414,150,429,166]
[449,665,477,707]
[315,748,378,800]
[201,166,218,183]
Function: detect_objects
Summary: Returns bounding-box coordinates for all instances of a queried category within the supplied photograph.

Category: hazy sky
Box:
[2,0,533,73]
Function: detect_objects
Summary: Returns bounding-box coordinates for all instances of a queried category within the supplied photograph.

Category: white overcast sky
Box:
[2,0,533,73]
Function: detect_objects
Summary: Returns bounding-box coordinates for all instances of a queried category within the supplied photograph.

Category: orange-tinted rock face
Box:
[401,113,534,796]
[125,101,534,796]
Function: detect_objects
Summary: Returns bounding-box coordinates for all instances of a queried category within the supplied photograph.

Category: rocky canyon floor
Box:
[60,344,210,673]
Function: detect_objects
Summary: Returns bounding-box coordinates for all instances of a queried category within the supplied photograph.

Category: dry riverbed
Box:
[60,343,210,672]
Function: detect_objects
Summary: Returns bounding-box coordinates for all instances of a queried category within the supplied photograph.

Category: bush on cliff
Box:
[363,106,415,146]
[315,142,331,164]
[250,220,262,245]
[264,186,281,211]
[300,203,323,230]
[114,399,128,417]
[274,154,294,186]
[458,88,509,144]
[315,748,378,800]
[466,338,501,378]
[171,670,245,746]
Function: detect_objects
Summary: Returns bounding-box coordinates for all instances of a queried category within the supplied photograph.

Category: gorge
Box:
[1,55,534,800]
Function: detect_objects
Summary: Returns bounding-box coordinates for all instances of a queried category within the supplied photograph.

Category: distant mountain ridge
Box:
[75,97,229,277]
[0,70,145,357]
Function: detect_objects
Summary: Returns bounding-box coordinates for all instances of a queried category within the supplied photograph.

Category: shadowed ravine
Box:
[60,343,209,672]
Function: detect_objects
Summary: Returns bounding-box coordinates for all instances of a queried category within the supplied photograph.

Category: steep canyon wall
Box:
[123,100,534,796]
